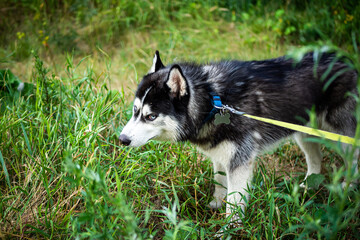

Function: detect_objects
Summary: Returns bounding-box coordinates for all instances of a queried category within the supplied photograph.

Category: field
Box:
[1,1,360,239]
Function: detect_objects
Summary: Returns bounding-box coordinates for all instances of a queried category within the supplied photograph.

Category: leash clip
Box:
[211,95,245,115]
[223,104,245,115]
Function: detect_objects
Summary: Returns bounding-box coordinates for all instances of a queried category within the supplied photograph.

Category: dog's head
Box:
[119,51,190,147]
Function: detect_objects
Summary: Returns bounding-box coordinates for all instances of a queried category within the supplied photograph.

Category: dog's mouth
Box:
[132,134,158,147]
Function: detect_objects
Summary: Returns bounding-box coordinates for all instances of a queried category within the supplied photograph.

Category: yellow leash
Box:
[218,104,359,146]
[243,113,359,146]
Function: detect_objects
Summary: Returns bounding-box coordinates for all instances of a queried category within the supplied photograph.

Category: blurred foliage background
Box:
[1,0,359,60]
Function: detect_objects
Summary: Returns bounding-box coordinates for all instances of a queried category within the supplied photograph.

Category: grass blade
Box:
[17,113,33,156]
[0,149,10,187]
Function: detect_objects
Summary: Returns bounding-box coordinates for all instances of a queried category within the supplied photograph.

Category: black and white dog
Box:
[119,51,358,222]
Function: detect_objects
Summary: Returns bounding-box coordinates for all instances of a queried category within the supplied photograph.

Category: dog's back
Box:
[184,52,357,148]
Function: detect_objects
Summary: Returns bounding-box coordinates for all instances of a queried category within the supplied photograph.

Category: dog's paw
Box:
[208,199,224,209]
[213,229,225,239]
[213,215,243,239]
[229,213,242,227]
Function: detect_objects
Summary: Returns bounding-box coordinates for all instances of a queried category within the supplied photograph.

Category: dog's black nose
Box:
[119,134,131,146]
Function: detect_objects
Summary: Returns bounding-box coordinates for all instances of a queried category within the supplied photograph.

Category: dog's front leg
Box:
[226,153,255,224]
[209,161,227,209]
[200,141,236,210]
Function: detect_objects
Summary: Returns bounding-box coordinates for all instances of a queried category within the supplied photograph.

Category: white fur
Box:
[226,161,254,220]
[148,53,157,73]
[294,133,322,178]
[133,98,141,110]
[121,99,181,147]
[142,104,151,116]
[199,141,236,209]
[120,116,154,147]
[198,140,236,160]
[153,114,181,142]
[199,140,255,221]
[252,131,262,140]
[209,161,227,209]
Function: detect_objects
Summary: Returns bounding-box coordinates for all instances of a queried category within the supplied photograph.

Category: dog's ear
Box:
[149,50,165,73]
[166,65,188,98]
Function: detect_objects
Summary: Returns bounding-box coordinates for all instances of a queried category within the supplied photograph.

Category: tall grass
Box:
[0,53,124,238]
[1,47,360,240]
[1,0,359,62]
[1,1,360,239]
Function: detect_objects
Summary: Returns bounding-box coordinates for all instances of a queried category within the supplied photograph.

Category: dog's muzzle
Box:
[119,134,131,146]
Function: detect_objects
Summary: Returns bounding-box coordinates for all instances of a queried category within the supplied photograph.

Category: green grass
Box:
[1,1,360,239]
[1,46,359,240]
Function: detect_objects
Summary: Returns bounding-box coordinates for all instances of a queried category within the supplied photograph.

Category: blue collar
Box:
[202,92,223,124]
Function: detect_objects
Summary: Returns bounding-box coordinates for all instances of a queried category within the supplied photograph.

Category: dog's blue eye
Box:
[146,114,157,121]
[133,105,137,113]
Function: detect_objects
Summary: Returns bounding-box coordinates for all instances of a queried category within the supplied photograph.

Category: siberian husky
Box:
[119,50,358,223]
